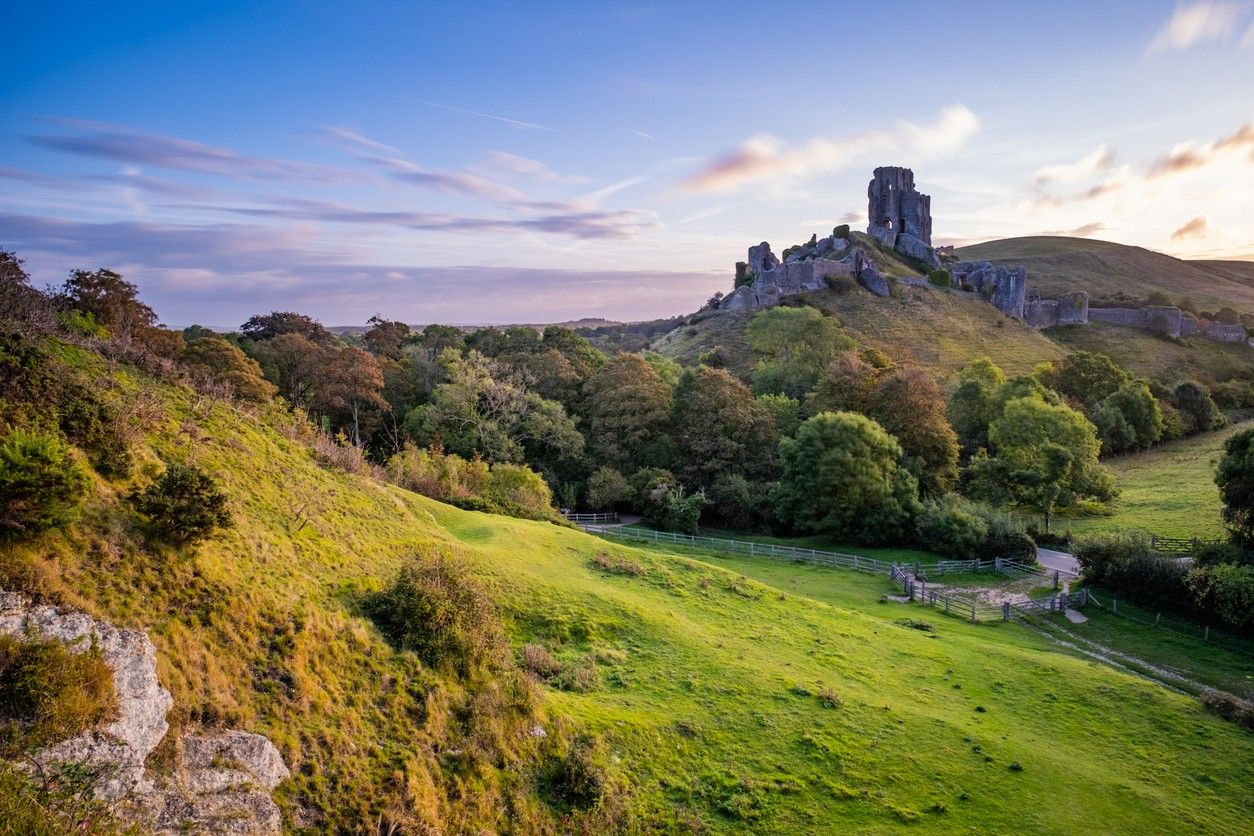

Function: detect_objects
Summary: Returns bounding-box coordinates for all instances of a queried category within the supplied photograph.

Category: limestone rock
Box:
[1205,321,1248,343]
[950,261,1026,319]
[893,232,940,269]
[0,596,173,800]
[0,591,287,834]
[857,261,890,297]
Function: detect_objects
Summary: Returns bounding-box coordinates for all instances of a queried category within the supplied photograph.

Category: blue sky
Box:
[2,1,1252,326]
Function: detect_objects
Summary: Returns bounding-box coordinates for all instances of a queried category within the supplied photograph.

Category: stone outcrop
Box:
[0,591,288,834]
[950,261,1028,319]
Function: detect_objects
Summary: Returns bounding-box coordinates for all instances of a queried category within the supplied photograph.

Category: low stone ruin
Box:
[719,234,889,311]
[949,261,1029,319]
[0,591,289,834]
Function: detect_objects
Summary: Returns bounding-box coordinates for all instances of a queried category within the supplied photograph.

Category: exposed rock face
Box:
[0,591,172,800]
[0,592,288,834]
[747,241,779,275]
[951,261,1027,319]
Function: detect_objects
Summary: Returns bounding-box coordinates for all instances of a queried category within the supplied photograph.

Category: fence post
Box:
[1003,601,1010,620]
[995,557,1002,572]
[1151,534,1157,552]
[1204,625,1209,641]
[1113,597,1117,614]
[1053,571,1059,590]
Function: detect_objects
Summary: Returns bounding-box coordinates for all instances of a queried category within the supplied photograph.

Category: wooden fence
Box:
[1150,534,1220,556]
[562,511,620,524]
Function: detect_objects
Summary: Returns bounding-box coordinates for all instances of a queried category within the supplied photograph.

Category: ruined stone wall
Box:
[1089,306,1183,338]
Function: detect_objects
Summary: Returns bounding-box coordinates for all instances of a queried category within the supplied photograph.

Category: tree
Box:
[408,349,528,462]
[240,311,335,344]
[362,316,411,360]
[132,462,231,546]
[313,347,389,447]
[756,393,801,437]
[0,250,55,333]
[948,358,1006,459]
[1039,351,1128,406]
[59,268,157,342]
[181,336,277,403]
[967,394,1112,530]
[870,366,959,496]
[586,467,632,511]
[1174,380,1224,434]
[252,333,328,409]
[671,367,776,489]
[1096,380,1163,453]
[0,429,89,536]
[809,351,877,414]
[745,306,853,398]
[582,354,673,472]
[1217,428,1254,548]
[771,412,919,542]
[483,463,554,517]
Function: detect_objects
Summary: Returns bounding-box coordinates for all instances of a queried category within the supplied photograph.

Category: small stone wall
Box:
[1089,306,1182,339]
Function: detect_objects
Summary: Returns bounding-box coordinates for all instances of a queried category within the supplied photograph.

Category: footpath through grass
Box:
[1061,421,1248,539]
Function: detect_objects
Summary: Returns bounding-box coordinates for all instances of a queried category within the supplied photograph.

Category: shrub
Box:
[818,686,841,708]
[541,734,613,810]
[927,269,951,289]
[132,462,231,546]
[592,553,645,577]
[56,383,132,478]
[483,463,554,519]
[0,635,115,754]
[1075,532,1198,614]
[916,497,988,559]
[1185,563,1254,633]
[1192,541,1253,568]
[1200,690,1254,730]
[0,429,89,537]
[520,644,564,679]
[1216,307,1241,325]
[363,548,502,676]
[1212,380,1254,410]
[585,466,632,511]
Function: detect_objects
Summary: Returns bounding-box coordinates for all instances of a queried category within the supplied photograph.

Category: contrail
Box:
[381,93,561,133]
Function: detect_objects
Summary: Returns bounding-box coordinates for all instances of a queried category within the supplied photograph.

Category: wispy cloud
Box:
[479,151,587,184]
[679,104,979,193]
[1147,120,1254,177]
[380,93,560,132]
[1148,2,1244,52]
[1033,145,1117,187]
[29,119,352,182]
[1171,216,1208,239]
[1041,222,1108,237]
[318,125,402,155]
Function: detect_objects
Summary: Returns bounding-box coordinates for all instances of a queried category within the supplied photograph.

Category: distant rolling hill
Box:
[955,236,1254,313]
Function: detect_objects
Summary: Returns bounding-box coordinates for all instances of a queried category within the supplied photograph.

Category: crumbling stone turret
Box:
[867,166,938,268]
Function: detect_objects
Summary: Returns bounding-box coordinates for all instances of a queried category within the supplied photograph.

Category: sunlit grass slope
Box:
[1061,421,1247,539]
[1044,321,1251,385]
[11,342,1253,833]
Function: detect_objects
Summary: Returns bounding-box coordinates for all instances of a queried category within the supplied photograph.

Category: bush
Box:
[1217,428,1254,548]
[916,497,987,559]
[707,473,769,530]
[542,734,613,810]
[585,466,632,511]
[0,635,115,754]
[57,383,132,478]
[0,429,89,537]
[483,463,554,519]
[927,269,951,289]
[592,553,645,577]
[363,547,502,676]
[1200,690,1254,730]
[643,480,705,535]
[1185,563,1254,633]
[1174,381,1223,435]
[132,462,231,546]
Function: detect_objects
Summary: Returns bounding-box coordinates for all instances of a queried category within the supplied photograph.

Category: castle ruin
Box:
[711,166,1249,347]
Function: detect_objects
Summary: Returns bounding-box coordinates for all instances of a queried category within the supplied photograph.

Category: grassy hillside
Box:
[956,236,1254,312]
[1061,421,1247,539]
[1045,321,1252,384]
[654,283,1064,385]
[6,340,1254,833]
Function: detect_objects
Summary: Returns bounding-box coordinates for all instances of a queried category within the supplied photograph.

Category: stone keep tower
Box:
[866,166,932,252]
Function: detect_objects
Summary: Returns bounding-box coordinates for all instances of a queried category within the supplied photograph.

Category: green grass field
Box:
[10,341,1254,833]
[1061,422,1247,539]
[1045,321,1252,386]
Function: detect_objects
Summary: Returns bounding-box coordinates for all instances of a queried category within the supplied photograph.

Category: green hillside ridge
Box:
[1045,321,1252,386]
[7,339,1254,833]
[654,284,1065,384]
[956,236,1254,312]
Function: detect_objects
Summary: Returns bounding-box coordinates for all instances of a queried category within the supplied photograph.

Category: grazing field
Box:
[1061,422,1247,539]
[956,236,1254,312]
